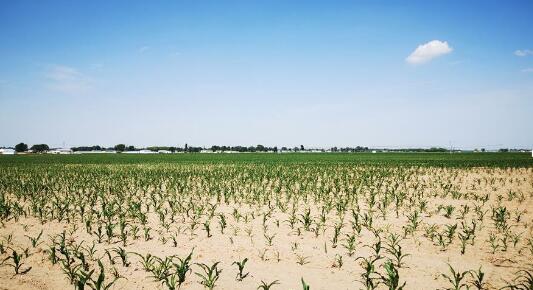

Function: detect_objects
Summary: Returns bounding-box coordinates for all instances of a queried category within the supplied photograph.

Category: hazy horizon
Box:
[1,1,532,149]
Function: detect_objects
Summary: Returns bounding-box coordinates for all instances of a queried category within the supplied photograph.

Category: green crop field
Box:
[1,152,532,167]
[1,152,532,289]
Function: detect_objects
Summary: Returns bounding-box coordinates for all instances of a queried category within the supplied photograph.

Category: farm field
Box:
[0,153,532,290]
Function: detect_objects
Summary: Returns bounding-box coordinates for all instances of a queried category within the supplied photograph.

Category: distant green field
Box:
[0,152,532,167]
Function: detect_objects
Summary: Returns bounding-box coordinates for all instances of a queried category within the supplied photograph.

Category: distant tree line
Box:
[145,146,198,153]
[210,145,279,152]
[329,146,370,152]
[14,143,49,153]
[391,147,449,153]
[71,145,105,152]
[8,142,532,154]
[31,144,50,153]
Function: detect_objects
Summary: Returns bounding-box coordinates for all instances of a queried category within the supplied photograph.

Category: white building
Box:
[48,148,73,154]
[0,148,15,155]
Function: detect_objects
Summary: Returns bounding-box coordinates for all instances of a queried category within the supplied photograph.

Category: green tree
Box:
[15,143,28,152]
[30,144,49,153]
[114,144,126,152]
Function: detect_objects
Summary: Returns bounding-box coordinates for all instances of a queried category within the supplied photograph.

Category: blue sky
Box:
[1,1,532,149]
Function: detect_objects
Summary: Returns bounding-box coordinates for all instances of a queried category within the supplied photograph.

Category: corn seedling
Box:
[232,258,249,281]
[440,264,471,290]
[257,279,280,290]
[2,249,32,275]
[195,261,222,290]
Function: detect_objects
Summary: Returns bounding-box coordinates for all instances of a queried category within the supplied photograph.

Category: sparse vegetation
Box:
[0,153,532,289]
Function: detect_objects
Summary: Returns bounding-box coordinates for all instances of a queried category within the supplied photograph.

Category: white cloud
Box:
[515,49,533,57]
[406,40,453,64]
[522,68,533,73]
[45,65,92,94]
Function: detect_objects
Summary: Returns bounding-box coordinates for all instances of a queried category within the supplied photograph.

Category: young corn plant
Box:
[150,256,174,282]
[2,250,32,275]
[218,214,227,234]
[46,244,58,265]
[379,260,406,290]
[300,208,312,231]
[342,233,357,257]
[203,220,212,238]
[385,244,409,268]
[458,232,470,255]
[111,247,130,267]
[25,229,44,248]
[501,269,532,290]
[162,272,182,290]
[195,261,222,290]
[75,268,95,290]
[295,253,310,266]
[332,254,343,269]
[61,259,82,284]
[232,258,249,281]
[355,256,380,290]
[441,264,471,290]
[89,260,121,290]
[469,267,487,290]
[264,233,276,247]
[257,279,280,290]
[132,252,156,272]
[172,251,194,289]
[331,223,342,248]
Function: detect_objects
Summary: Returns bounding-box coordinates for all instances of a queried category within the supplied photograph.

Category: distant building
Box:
[158,150,171,154]
[48,148,73,154]
[0,148,15,155]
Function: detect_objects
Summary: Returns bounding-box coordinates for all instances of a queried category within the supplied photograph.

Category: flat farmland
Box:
[0,153,532,289]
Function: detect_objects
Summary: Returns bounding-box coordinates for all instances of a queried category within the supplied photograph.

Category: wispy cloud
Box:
[522,68,533,73]
[138,46,150,53]
[514,49,533,57]
[45,65,93,94]
[406,40,453,64]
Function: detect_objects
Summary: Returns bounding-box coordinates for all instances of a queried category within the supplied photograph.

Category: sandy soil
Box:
[1,167,532,290]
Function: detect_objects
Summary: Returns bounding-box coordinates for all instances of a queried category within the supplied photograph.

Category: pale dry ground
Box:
[1,167,532,290]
